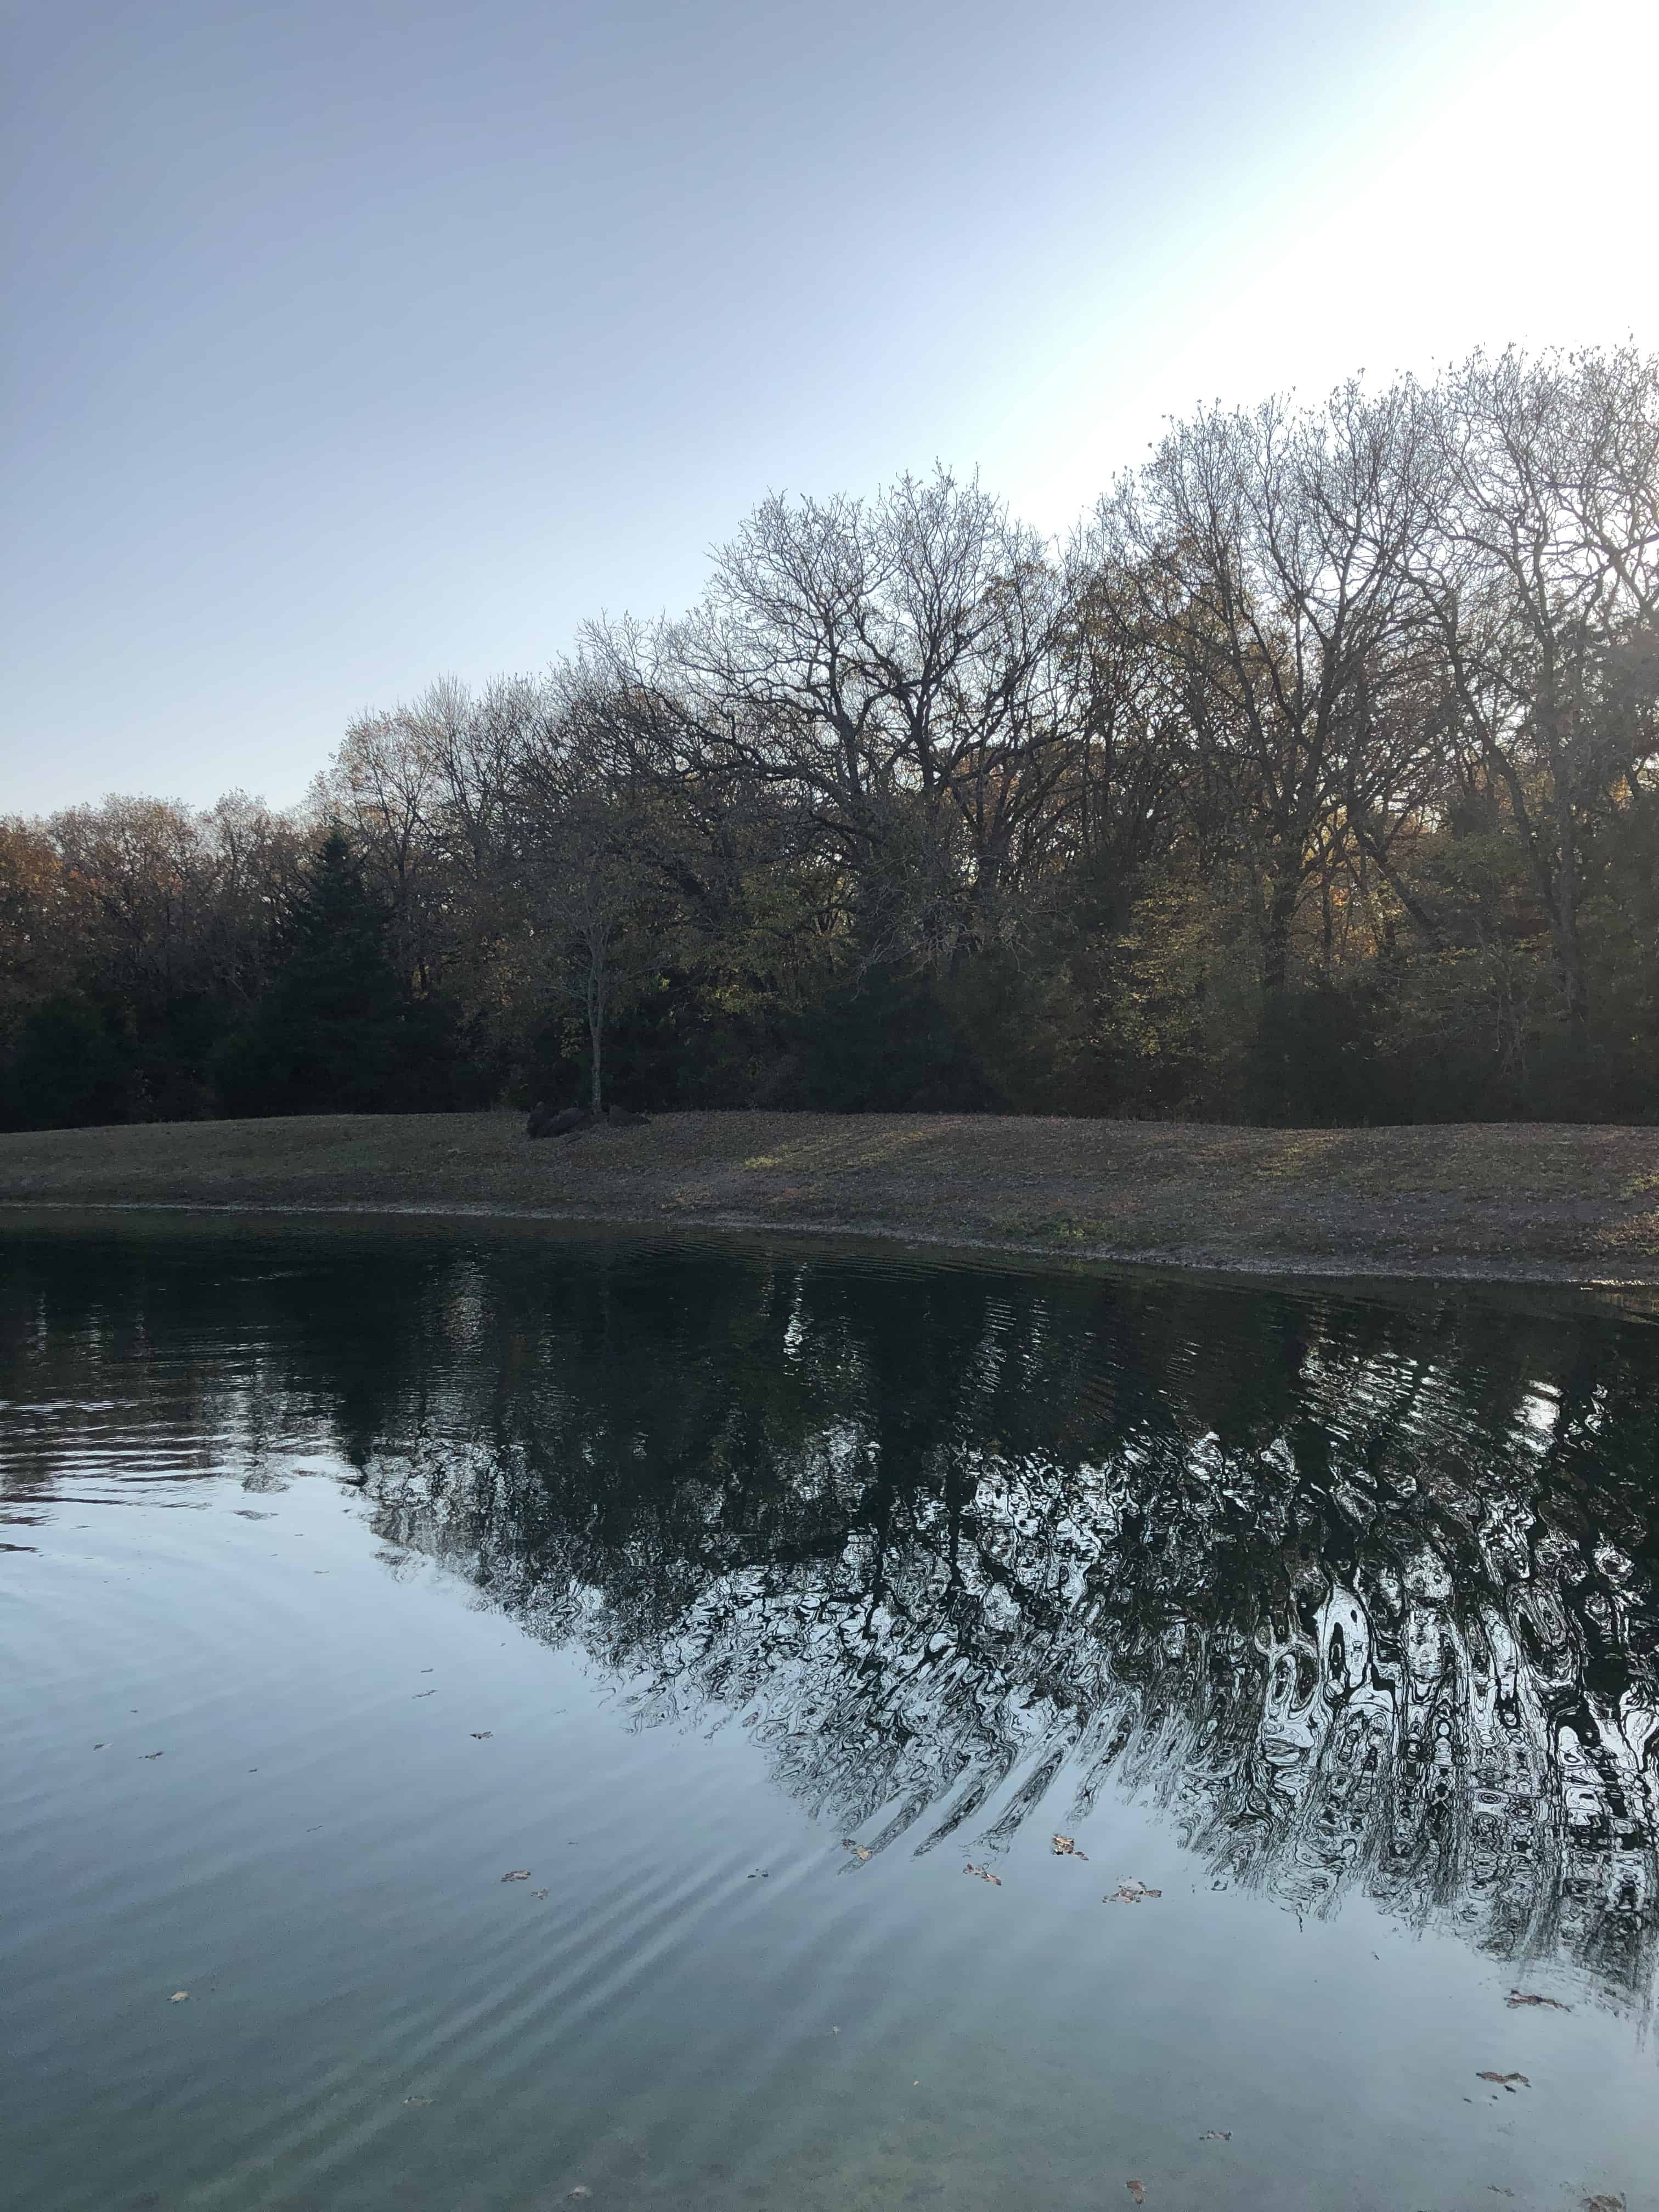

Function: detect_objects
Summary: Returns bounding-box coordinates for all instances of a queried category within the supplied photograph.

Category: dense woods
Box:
[6,345,1658,1132]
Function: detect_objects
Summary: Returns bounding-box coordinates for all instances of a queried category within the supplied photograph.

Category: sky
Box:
[5,0,1656,815]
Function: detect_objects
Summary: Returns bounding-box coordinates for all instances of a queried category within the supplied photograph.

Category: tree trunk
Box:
[587,949,606,1113]
[589,990,604,1111]
[1261,875,1300,992]
[1549,743,1590,1030]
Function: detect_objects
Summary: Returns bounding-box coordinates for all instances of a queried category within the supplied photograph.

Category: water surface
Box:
[2,1217,1656,2212]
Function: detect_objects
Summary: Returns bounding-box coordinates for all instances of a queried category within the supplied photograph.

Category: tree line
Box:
[5,342,1658,1132]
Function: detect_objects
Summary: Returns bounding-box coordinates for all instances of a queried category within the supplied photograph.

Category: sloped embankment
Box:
[3,1109,1658,1286]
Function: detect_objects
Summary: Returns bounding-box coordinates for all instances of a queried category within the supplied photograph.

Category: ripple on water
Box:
[2,1223,1656,2212]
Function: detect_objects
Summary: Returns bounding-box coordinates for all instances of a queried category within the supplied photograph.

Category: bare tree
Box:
[671,469,1081,967]
[508,715,655,1114]
[319,701,443,990]
[1097,382,1428,991]
[1407,346,1659,1030]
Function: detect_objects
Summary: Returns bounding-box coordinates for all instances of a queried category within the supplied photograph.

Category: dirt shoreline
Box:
[4,1109,1659,1294]
[4,1192,1658,1293]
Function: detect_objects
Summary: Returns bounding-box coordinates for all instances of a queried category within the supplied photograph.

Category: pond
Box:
[2,1216,1655,2212]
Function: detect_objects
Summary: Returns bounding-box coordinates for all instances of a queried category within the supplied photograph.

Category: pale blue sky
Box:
[5,0,1654,813]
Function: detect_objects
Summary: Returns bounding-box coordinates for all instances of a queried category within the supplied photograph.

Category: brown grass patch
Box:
[3,1110,1659,1284]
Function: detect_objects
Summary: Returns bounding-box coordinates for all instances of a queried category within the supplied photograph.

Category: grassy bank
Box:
[3,1110,1659,1285]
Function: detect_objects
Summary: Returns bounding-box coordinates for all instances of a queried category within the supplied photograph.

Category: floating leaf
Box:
[404,2096,433,2107]
[1199,2130,1231,2141]
[501,1869,531,1882]
[1105,1880,1162,1903]
[1506,1989,1570,2011]
[1583,2196,1625,2211]
[567,2190,592,2200]
[533,1888,549,1898]
[169,1990,189,2003]
[1126,2182,1146,2204]
[963,1862,1002,1886]
[1476,2071,1530,2090]
[841,1839,872,1863]
[1051,1834,1089,1859]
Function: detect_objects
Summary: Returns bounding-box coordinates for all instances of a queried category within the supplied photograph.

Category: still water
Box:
[2,1216,1656,2212]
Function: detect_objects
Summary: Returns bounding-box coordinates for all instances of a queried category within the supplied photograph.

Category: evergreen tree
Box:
[216,831,447,1116]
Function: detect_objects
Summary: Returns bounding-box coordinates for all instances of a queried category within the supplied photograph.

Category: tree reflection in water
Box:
[4,1224,1655,2008]
[347,1243,1659,2012]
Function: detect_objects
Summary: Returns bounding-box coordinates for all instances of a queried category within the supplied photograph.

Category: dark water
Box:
[3,1217,1656,2212]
